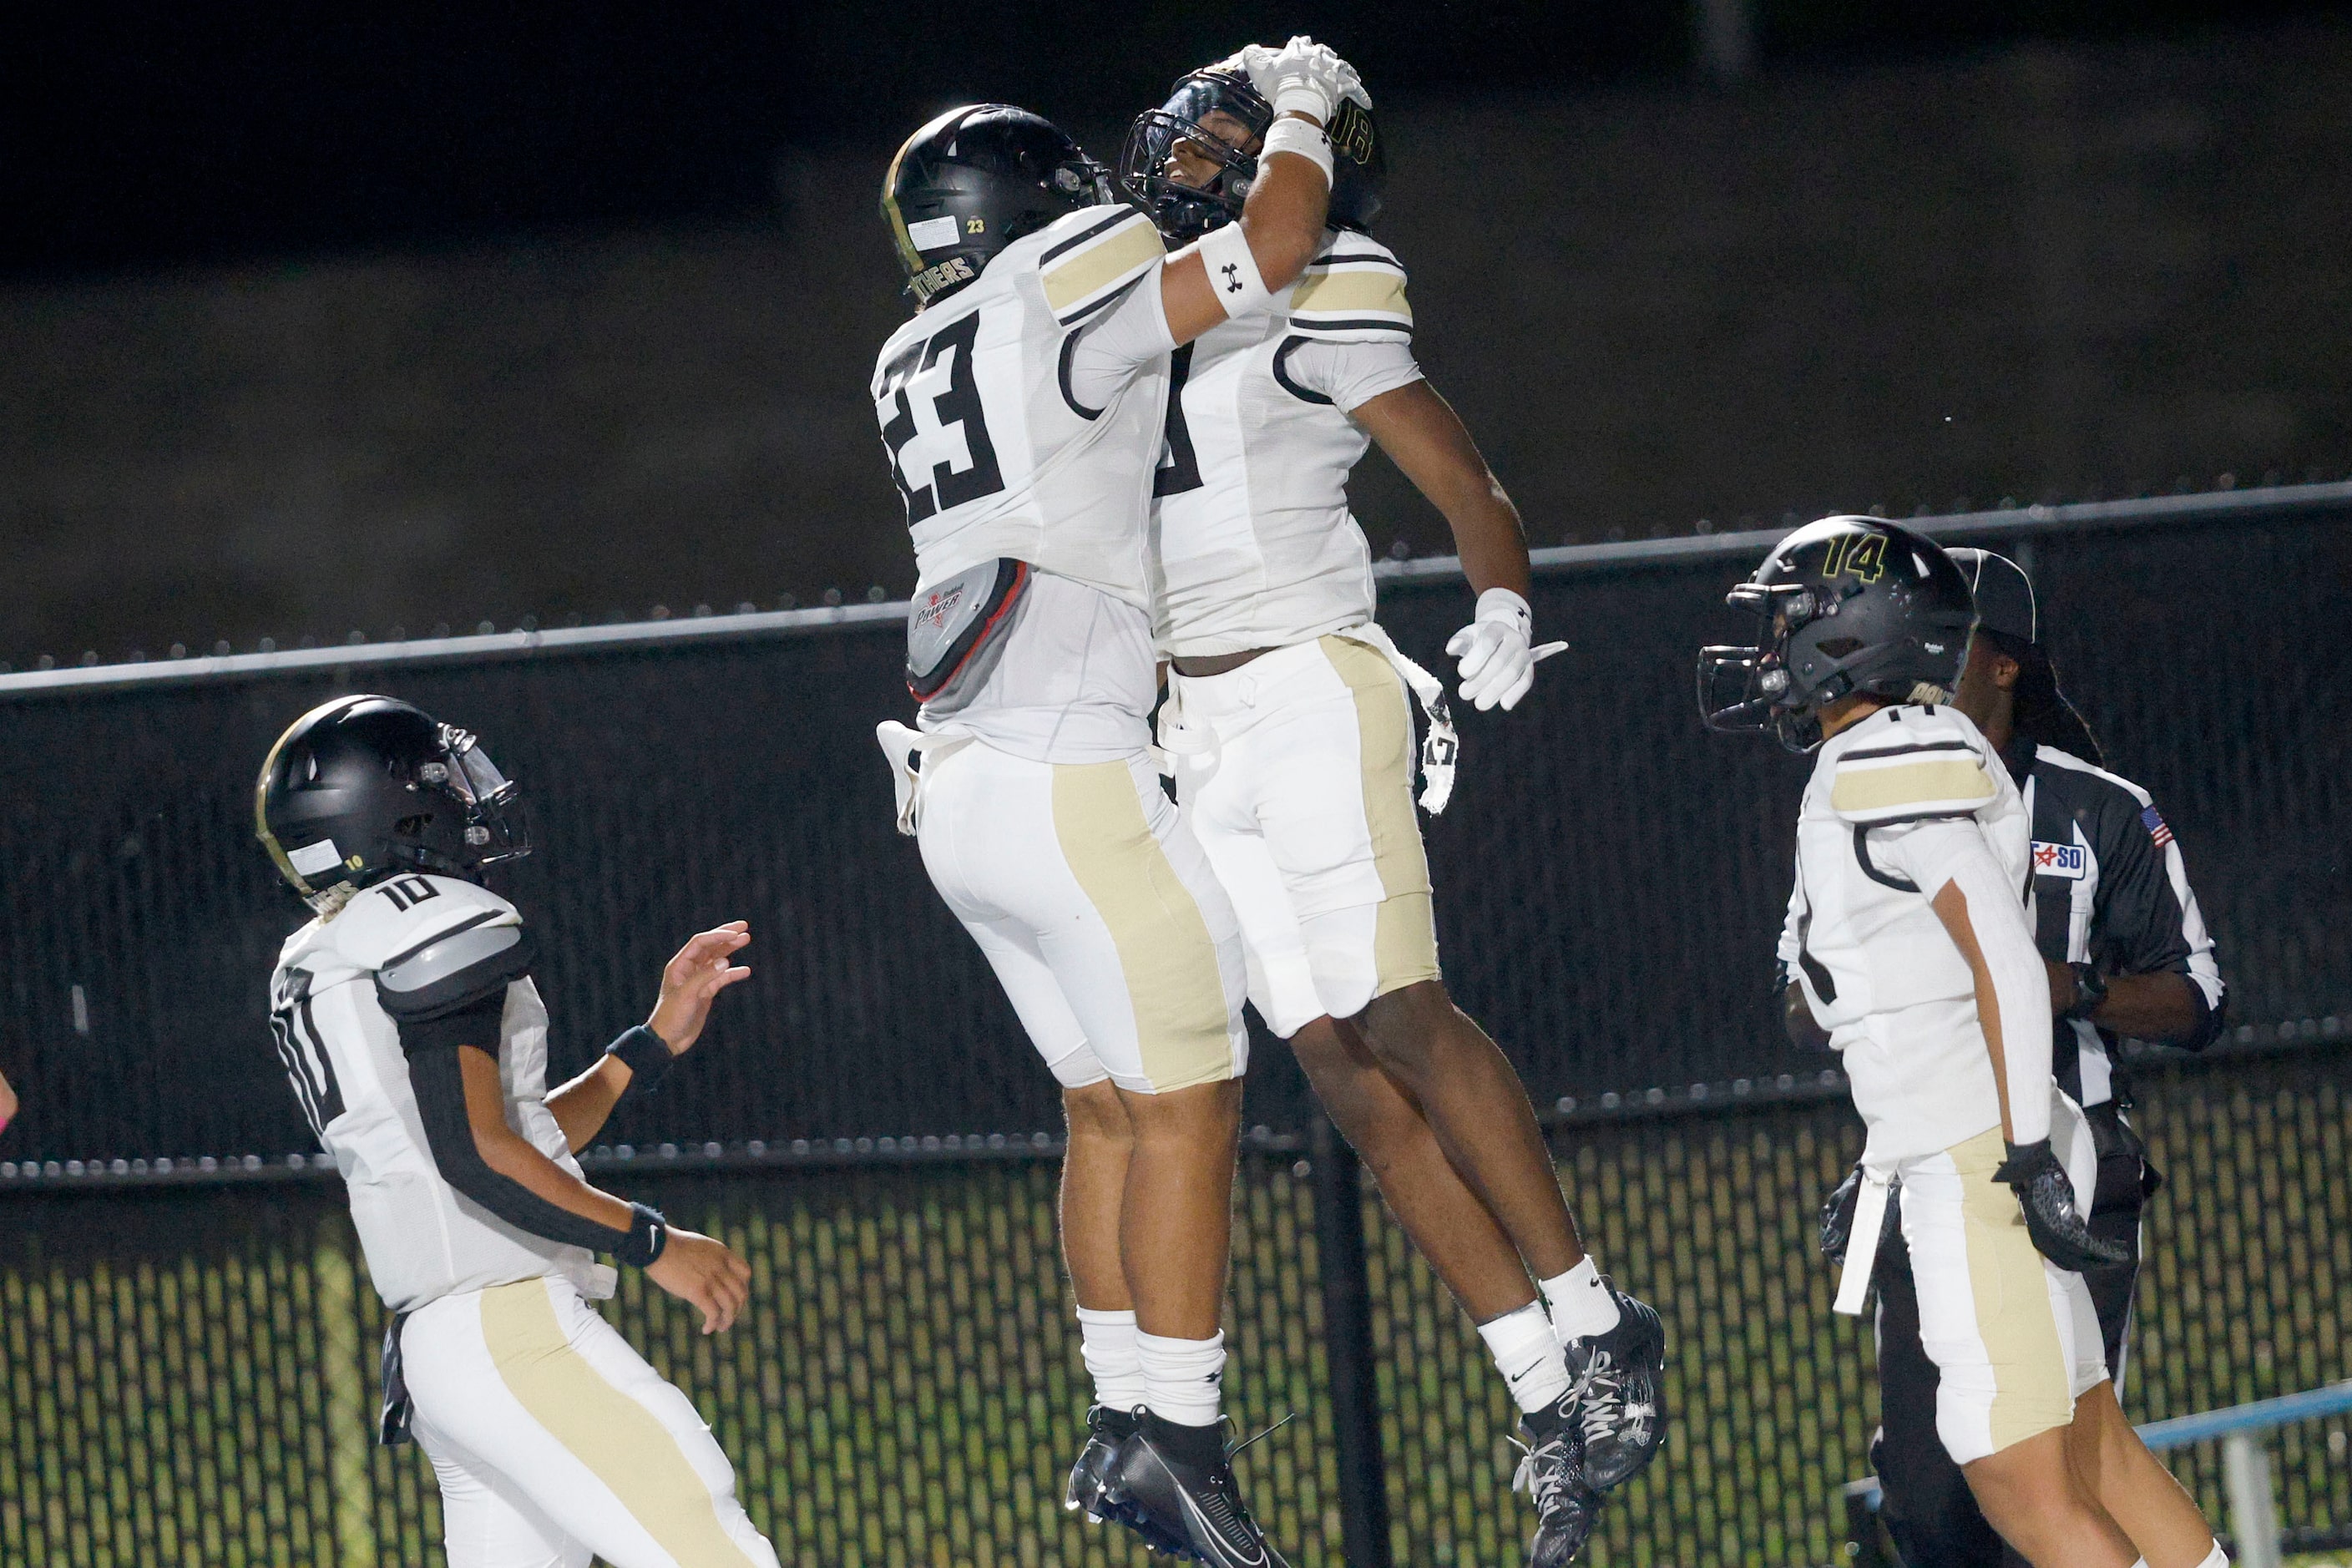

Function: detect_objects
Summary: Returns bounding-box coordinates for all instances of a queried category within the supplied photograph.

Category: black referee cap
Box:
[1946,548,2036,644]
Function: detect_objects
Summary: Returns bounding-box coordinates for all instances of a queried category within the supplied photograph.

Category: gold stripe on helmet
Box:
[255,695,366,895]
[881,127,924,278]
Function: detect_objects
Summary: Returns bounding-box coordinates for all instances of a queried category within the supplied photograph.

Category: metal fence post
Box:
[2222,1431,2281,1568]
[1308,1111,1391,1568]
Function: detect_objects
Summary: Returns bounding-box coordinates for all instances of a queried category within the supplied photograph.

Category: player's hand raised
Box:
[645,922,751,1057]
[647,1227,753,1334]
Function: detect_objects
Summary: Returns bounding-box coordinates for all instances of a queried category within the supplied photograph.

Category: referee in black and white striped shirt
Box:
[1796,548,2228,1567]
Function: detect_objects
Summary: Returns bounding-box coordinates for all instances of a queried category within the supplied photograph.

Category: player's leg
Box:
[1291,1014,1540,1321]
[1178,716,1545,1328]
[1870,1228,2011,1567]
[2065,1381,2225,1567]
[1902,1133,2136,1565]
[911,757,1175,1542]
[402,1278,781,1568]
[955,748,1272,1566]
[413,1417,591,1568]
[1269,637,1659,1492]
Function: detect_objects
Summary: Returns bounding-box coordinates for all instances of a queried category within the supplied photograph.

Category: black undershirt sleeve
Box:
[397,996,632,1255]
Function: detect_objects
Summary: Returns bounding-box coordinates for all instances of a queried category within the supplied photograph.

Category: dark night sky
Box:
[4,0,2332,278]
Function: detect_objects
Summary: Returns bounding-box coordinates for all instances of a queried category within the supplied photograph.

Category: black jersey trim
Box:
[1287,316,1412,336]
[1840,740,1977,762]
[1054,281,1132,329]
[381,908,500,971]
[1852,825,1921,893]
[1272,336,1334,405]
[1795,912,1839,1004]
[1039,206,1142,266]
[1308,250,1404,275]
[1057,331,1103,420]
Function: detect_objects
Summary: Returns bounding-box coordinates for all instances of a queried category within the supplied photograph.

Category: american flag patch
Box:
[2142,805,2174,849]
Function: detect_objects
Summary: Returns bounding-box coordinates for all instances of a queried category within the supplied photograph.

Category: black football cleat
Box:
[1560,1282,1666,1491]
[1068,1406,1195,1558]
[1105,1411,1292,1568]
[1067,1404,1135,1520]
[1513,1398,1604,1567]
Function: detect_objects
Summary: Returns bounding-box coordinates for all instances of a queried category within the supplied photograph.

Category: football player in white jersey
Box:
[1700,518,2224,1568]
[1113,60,1662,1566]
[256,695,779,1568]
[868,38,1358,1568]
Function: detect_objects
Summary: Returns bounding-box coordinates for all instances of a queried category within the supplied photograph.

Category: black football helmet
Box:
[1697,517,1978,751]
[256,695,530,908]
[1118,65,1384,241]
[883,104,1119,306]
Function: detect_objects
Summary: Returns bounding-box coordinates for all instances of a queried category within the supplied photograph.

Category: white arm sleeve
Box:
[1278,336,1423,412]
[1063,271,1176,413]
[1879,817,2054,1145]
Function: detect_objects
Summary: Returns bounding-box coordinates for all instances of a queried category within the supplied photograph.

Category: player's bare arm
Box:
[546,921,752,1151]
[1781,981,1830,1050]
[450,1044,751,1333]
[2049,965,2203,1043]
[1358,378,1559,711]
[0,1063,17,1133]
[1352,379,1531,598]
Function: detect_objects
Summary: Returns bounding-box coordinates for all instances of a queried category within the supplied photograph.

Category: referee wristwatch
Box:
[2061,961,2108,1021]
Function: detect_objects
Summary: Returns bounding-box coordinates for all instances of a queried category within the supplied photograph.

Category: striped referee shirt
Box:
[2001,736,2226,1106]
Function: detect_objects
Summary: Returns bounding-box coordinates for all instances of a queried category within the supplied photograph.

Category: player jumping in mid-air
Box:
[1700,518,2226,1568]
[256,695,777,1568]
[1111,57,1665,1567]
[868,38,1358,1568]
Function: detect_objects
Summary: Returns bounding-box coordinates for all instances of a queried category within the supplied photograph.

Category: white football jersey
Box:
[1150,231,1424,658]
[269,874,609,1314]
[1780,704,2036,1160]
[873,203,1172,609]
[874,203,1182,763]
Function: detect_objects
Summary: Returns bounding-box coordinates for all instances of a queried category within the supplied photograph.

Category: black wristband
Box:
[2062,962,2108,1022]
[604,1024,675,1096]
[614,1201,669,1267]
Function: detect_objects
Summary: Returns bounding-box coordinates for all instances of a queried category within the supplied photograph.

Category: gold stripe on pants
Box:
[1954,1128,2075,1453]
[480,1278,760,1567]
[1319,635,1439,996]
[1052,760,1235,1092]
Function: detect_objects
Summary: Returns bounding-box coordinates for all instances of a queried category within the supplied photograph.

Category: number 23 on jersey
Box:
[877,311,1005,523]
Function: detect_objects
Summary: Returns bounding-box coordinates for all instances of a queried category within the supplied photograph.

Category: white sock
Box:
[1138,1329,1226,1428]
[2193,1545,2228,1568]
[1478,1301,1574,1413]
[1540,1258,1621,1342]
[1076,1308,1146,1412]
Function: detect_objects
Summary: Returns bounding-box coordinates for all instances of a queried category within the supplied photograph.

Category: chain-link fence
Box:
[1,493,2346,1171]
[2,491,2347,1565]
[3,1049,2343,1567]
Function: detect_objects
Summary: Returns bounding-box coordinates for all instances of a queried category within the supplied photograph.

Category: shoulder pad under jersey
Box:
[1828,706,1998,826]
[1034,205,1166,327]
[1287,234,1410,342]
[326,875,537,1020]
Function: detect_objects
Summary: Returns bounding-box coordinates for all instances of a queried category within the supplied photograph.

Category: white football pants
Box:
[1168,635,1442,1038]
[913,741,1248,1094]
[1898,1115,2110,1465]
[402,1276,779,1568]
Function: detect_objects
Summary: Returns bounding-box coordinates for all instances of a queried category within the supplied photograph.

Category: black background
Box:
[7,0,2334,276]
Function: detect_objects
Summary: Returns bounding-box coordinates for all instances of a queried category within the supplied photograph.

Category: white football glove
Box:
[1444,588,1567,712]
[1242,35,1368,123]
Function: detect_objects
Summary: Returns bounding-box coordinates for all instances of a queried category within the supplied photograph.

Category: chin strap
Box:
[307,883,361,921]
